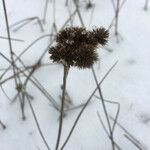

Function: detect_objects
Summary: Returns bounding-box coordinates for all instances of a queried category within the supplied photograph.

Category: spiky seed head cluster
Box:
[49,27,109,69]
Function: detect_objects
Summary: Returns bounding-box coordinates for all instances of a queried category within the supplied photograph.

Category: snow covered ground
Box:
[0,0,150,149]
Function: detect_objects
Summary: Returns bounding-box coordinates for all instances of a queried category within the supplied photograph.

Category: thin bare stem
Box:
[73,0,84,26]
[124,134,144,150]
[55,65,69,150]
[10,17,44,32]
[115,0,120,42]
[43,0,49,23]
[91,66,115,150]
[110,0,116,11]
[110,116,146,150]
[2,0,26,120]
[64,103,87,112]
[108,0,127,30]
[0,120,6,129]
[2,0,18,86]
[25,94,51,150]
[0,36,24,42]
[97,112,122,150]
[94,95,120,134]
[144,0,149,10]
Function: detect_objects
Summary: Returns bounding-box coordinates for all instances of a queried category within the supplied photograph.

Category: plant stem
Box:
[55,64,69,150]
[144,0,149,10]
[2,0,25,120]
[92,67,115,150]
[0,120,6,129]
[25,94,51,150]
[115,0,120,43]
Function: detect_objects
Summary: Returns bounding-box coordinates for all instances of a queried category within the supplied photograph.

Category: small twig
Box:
[124,134,144,150]
[0,36,24,42]
[0,120,6,129]
[0,84,12,101]
[73,0,84,26]
[110,116,146,150]
[42,0,49,23]
[94,95,120,134]
[10,17,44,32]
[66,1,74,26]
[110,0,116,11]
[144,0,149,10]
[114,0,120,43]
[64,103,87,112]
[53,0,56,23]
[91,66,115,150]
[65,0,69,6]
[108,0,127,43]
[25,93,51,150]
[97,112,122,150]
[2,0,26,120]
[88,5,95,28]
[108,0,127,30]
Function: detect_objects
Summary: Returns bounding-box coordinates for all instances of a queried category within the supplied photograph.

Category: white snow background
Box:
[0,0,150,149]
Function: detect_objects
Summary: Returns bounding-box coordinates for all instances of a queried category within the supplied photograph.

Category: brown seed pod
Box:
[49,43,98,68]
[49,27,109,69]
[56,27,92,46]
[92,27,109,46]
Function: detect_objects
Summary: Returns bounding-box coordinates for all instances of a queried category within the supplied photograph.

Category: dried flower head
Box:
[56,27,89,46]
[49,27,108,68]
[49,43,98,69]
[92,27,109,46]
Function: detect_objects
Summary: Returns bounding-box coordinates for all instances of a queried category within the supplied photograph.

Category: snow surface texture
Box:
[0,0,150,149]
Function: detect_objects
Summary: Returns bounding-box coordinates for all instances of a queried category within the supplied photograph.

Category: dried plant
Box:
[49,26,109,150]
[91,27,109,46]
[49,27,108,68]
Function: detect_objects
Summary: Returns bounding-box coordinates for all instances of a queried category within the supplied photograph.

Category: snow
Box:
[0,0,150,149]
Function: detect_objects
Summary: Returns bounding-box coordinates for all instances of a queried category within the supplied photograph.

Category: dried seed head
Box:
[49,45,62,63]
[56,27,97,46]
[72,45,98,69]
[49,27,108,69]
[92,27,109,46]
[49,43,98,68]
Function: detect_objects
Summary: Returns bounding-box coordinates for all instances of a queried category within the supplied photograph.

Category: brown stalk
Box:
[55,64,70,150]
